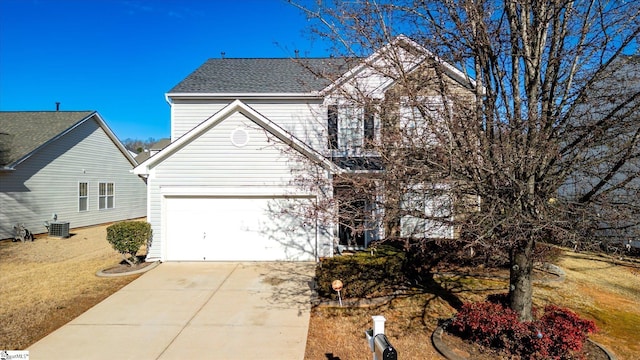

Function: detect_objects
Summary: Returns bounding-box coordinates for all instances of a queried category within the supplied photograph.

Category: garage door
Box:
[165,196,316,261]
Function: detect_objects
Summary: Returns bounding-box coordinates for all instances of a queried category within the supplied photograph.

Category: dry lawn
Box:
[2,225,639,359]
[304,251,640,360]
[0,221,143,350]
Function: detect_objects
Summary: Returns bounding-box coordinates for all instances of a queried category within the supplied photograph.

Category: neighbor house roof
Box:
[168,58,358,94]
[0,111,135,169]
[134,138,171,164]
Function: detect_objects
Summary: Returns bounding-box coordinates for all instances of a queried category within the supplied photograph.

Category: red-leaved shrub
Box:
[539,305,599,358]
[450,299,598,360]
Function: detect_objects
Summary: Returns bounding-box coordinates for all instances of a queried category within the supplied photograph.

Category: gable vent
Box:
[231,128,250,147]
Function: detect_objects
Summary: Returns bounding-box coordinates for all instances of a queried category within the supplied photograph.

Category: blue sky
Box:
[0,0,329,141]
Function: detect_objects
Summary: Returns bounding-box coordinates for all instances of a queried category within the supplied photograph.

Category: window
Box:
[400,188,453,239]
[78,182,88,212]
[399,96,447,145]
[99,182,114,210]
[338,106,363,150]
[328,103,377,151]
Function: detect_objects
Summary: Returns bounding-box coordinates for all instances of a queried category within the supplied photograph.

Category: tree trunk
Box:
[509,238,535,321]
[122,253,135,267]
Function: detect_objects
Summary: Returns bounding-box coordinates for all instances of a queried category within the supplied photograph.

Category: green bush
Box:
[106,221,152,266]
[316,246,406,299]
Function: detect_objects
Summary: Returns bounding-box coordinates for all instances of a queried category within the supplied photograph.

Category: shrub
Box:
[451,298,597,360]
[316,246,405,299]
[539,305,598,357]
[106,221,152,266]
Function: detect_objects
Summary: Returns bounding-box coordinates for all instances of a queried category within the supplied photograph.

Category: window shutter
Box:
[328,105,338,150]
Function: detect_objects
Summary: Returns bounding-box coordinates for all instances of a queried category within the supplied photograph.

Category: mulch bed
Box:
[439,329,610,360]
[101,260,155,274]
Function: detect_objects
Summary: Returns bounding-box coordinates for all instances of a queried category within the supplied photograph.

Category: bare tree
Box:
[290,0,640,321]
[121,137,158,153]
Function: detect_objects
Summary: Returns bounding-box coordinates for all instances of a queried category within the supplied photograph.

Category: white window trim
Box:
[329,101,380,157]
[98,182,115,210]
[400,183,454,239]
[399,95,448,146]
[78,182,88,212]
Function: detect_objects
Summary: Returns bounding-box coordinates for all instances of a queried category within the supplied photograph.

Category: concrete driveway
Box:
[28,262,315,360]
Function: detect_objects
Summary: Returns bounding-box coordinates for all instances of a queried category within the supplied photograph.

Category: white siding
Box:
[171,100,229,140]
[0,118,147,240]
[171,99,326,152]
[145,111,332,260]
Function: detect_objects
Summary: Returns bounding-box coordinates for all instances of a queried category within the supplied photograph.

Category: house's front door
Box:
[335,186,372,250]
[338,198,366,249]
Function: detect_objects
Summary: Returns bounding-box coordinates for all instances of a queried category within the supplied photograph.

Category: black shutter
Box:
[328,105,338,149]
[364,108,375,148]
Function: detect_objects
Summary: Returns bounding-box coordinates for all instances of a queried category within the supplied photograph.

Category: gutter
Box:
[166,92,323,101]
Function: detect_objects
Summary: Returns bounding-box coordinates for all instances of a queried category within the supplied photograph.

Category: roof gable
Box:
[0,111,136,169]
[134,100,341,175]
[322,35,477,98]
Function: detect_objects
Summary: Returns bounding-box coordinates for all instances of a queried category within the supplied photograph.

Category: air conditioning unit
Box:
[49,221,70,238]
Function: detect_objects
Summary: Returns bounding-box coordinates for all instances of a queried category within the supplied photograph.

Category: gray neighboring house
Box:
[0,111,147,240]
[560,55,640,246]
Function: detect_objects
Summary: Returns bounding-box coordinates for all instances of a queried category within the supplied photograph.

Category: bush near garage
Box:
[316,246,406,299]
[106,221,152,266]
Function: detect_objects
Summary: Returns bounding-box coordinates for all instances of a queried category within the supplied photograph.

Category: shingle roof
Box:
[168,57,358,94]
[0,111,95,167]
[332,156,384,171]
[133,138,171,164]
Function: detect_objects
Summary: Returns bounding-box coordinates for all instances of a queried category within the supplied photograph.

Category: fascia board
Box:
[320,34,478,96]
[166,92,322,100]
[234,101,343,174]
[133,103,240,174]
[91,112,139,167]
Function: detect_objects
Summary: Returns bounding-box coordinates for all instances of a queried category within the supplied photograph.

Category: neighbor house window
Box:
[78,182,88,212]
[98,182,114,210]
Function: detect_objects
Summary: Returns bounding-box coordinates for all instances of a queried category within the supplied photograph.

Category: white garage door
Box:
[165,196,316,261]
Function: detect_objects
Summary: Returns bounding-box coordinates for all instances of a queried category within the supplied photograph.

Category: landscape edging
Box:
[96,260,161,277]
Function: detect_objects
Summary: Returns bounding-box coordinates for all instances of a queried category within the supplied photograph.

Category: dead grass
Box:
[305,251,640,360]
[0,222,143,350]
[1,226,638,358]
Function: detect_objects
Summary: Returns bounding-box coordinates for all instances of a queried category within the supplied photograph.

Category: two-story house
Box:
[134,36,475,262]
